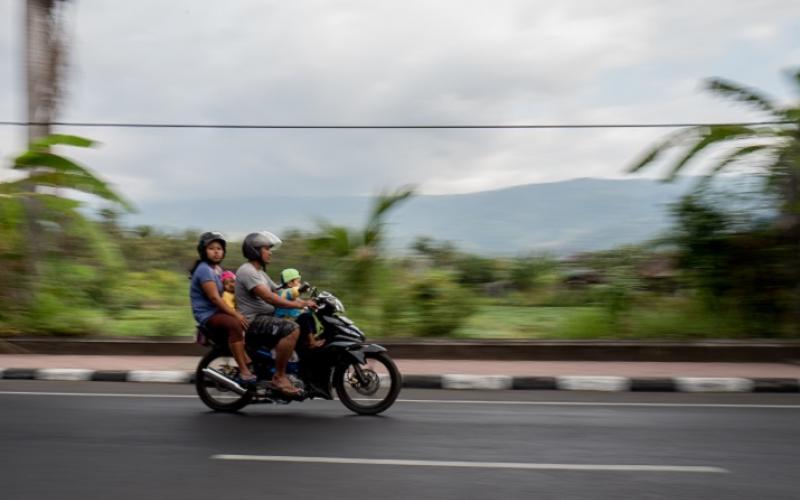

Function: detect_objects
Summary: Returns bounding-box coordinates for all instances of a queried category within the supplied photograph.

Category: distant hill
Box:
[124,177,707,255]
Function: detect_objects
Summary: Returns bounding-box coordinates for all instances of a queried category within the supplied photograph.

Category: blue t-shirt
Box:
[190,262,223,325]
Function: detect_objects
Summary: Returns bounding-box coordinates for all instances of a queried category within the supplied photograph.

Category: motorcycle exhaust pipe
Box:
[201,368,248,395]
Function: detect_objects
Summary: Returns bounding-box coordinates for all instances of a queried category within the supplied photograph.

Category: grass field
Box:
[453,305,600,339]
[99,300,744,340]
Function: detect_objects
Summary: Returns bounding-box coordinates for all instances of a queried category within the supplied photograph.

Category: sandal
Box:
[234,373,258,387]
[268,381,304,399]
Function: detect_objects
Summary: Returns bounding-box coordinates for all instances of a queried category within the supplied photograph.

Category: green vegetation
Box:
[2,68,799,340]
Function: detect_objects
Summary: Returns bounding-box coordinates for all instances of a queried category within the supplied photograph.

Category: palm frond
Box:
[309,222,357,257]
[695,144,775,189]
[14,151,96,177]
[369,185,416,221]
[30,134,95,150]
[21,171,134,212]
[35,193,83,211]
[364,185,415,247]
[626,127,698,173]
[706,78,779,116]
[665,125,759,180]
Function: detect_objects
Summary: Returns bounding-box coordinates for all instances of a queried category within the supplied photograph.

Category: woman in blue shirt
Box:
[189,231,254,383]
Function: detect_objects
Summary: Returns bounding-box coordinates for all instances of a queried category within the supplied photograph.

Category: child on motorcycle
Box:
[221,270,237,310]
[276,268,323,350]
[275,268,304,319]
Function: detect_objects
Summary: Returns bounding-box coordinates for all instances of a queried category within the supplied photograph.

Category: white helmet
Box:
[242,231,282,262]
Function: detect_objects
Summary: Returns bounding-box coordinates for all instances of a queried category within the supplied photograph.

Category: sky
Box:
[1,0,799,206]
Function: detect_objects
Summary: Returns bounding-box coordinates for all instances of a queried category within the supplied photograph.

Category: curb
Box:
[2,368,799,392]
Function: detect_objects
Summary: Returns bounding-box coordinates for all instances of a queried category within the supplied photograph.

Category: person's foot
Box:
[271,375,302,396]
[235,372,257,386]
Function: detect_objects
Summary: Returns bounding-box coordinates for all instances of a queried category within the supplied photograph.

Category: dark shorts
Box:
[245,314,298,350]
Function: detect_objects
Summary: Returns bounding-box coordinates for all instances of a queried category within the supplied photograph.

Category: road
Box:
[2,380,799,500]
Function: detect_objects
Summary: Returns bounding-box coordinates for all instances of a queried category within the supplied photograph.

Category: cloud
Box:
[1,0,799,202]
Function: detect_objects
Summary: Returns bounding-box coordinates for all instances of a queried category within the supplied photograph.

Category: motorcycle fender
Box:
[342,343,387,365]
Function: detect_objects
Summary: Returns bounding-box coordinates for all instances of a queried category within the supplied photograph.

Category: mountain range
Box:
[124,177,714,255]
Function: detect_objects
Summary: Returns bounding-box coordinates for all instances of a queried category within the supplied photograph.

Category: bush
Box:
[408,271,476,337]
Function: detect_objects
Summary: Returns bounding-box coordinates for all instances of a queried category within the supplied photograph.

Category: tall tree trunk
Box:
[22,0,60,304]
[26,0,57,144]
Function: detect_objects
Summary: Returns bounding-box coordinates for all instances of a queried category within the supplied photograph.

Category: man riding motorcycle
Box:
[233,231,320,397]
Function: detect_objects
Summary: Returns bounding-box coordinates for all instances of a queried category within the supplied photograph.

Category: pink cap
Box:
[220,271,236,281]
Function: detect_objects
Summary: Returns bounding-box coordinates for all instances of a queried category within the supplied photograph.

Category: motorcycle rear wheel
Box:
[195,349,253,412]
[334,351,401,415]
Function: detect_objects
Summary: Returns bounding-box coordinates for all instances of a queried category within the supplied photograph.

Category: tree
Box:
[4,134,133,211]
[26,0,70,144]
[628,69,800,334]
[627,68,800,228]
[1,134,133,306]
[309,186,415,297]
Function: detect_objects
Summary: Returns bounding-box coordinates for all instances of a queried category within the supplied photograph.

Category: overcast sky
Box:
[1,0,799,205]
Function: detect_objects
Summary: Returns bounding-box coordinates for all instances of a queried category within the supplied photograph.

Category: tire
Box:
[334,351,401,415]
[195,349,253,412]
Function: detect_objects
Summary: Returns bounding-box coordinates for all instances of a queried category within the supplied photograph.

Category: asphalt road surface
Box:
[2,380,799,500]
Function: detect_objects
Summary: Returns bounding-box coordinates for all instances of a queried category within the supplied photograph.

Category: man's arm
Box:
[251,284,313,309]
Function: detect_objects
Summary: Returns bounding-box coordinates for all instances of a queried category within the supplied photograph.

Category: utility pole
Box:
[25,0,65,144]
[21,0,67,301]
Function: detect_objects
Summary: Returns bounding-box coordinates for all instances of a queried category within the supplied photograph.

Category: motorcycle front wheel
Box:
[334,351,401,415]
[195,349,253,412]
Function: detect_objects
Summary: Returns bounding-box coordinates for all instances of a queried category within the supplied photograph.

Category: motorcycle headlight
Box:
[331,297,345,313]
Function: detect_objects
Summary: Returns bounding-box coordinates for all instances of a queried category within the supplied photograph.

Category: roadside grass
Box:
[102,300,744,340]
[106,307,195,337]
[453,305,596,339]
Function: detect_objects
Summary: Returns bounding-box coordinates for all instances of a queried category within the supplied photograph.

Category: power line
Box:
[0,120,793,130]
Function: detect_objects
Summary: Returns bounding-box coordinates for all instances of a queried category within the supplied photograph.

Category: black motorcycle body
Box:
[195,289,402,415]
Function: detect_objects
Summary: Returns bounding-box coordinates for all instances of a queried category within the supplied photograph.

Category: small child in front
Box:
[275,268,304,319]
[221,270,237,311]
[275,268,323,349]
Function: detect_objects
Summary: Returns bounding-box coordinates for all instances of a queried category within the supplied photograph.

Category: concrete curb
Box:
[2,368,799,392]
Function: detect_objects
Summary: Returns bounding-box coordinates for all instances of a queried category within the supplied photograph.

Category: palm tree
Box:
[627,68,800,229]
[1,134,133,303]
[4,134,133,212]
[310,186,415,296]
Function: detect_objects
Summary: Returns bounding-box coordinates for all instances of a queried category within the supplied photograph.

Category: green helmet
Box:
[281,268,301,285]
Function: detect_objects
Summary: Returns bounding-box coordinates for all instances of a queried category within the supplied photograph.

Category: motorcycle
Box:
[194,285,402,415]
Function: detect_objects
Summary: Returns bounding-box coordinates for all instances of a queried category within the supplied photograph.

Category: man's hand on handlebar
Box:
[295,299,318,311]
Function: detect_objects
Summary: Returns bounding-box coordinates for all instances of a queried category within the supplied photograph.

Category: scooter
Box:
[194,286,401,415]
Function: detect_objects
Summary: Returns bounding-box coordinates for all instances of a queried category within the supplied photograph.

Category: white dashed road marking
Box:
[211,454,730,473]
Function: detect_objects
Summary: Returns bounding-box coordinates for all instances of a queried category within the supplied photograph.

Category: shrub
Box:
[408,270,476,337]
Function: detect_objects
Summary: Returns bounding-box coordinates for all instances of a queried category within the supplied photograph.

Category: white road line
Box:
[210,455,729,473]
[0,391,196,398]
[394,399,800,409]
[0,391,798,409]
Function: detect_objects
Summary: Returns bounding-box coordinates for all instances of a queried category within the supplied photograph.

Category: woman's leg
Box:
[206,313,254,379]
